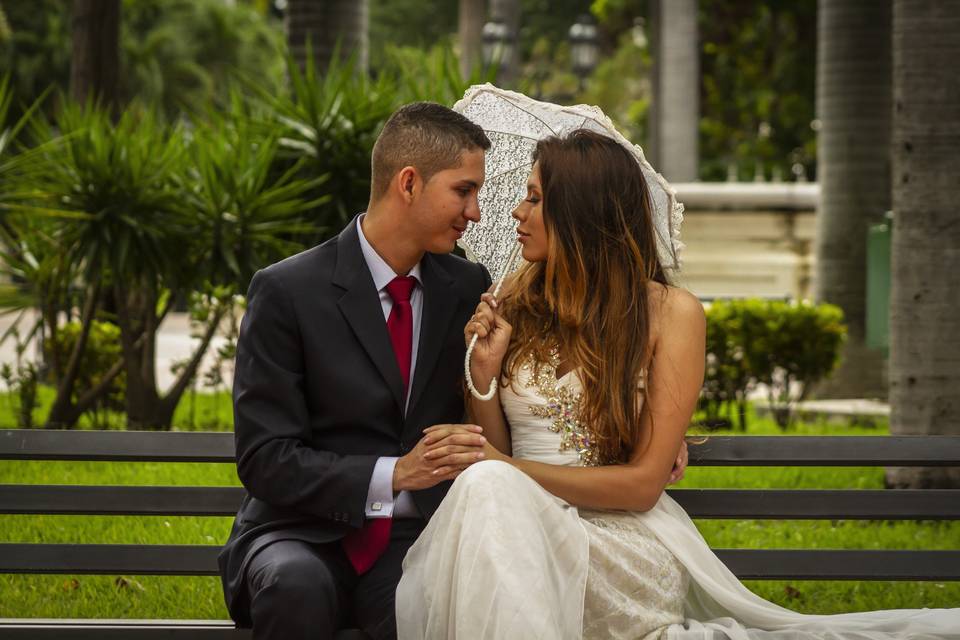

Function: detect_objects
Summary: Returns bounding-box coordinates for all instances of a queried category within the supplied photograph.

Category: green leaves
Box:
[183,92,327,287]
[702,298,847,430]
[24,103,186,286]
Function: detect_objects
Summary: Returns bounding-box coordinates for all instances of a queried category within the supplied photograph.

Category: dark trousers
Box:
[244,519,425,640]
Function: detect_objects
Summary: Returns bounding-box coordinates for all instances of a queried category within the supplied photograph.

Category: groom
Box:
[218,102,495,640]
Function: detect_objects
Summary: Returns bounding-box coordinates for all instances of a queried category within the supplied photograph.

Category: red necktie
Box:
[342,275,416,575]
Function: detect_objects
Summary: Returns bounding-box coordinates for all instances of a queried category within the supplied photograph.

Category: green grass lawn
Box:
[0,394,958,619]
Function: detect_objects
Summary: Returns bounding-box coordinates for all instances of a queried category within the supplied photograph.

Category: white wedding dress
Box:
[396,355,960,639]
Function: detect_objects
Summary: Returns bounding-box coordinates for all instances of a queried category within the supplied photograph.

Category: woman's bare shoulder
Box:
[647,282,705,339]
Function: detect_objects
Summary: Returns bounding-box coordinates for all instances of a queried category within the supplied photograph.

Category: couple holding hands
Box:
[218,93,958,639]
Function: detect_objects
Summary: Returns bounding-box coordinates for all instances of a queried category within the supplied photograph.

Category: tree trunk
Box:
[458,0,485,78]
[648,0,699,182]
[69,0,120,114]
[114,285,162,430]
[115,285,227,430]
[286,0,368,74]
[813,0,891,399]
[886,0,960,488]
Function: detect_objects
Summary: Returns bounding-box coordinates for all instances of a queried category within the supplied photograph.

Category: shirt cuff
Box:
[365,456,398,518]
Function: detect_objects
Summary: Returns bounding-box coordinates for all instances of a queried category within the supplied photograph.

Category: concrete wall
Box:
[670,183,819,301]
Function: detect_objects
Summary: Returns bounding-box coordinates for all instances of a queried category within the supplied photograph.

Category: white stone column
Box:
[648,0,699,182]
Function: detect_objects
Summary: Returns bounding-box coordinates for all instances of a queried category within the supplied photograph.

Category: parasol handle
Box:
[465,242,523,401]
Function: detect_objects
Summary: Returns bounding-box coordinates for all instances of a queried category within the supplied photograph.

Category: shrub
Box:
[43,320,125,428]
[700,299,846,430]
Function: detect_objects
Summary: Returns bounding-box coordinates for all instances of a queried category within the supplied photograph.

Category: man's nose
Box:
[465,196,481,222]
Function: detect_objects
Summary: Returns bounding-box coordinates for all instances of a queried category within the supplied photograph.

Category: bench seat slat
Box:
[3,485,959,520]
[0,620,247,639]
[3,431,960,465]
[0,485,245,516]
[2,544,958,581]
[717,549,960,581]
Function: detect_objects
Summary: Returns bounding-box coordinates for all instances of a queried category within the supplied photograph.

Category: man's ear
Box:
[396,166,419,203]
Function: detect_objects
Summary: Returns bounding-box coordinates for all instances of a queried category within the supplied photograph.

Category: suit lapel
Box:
[333,218,406,414]
[408,254,458,415]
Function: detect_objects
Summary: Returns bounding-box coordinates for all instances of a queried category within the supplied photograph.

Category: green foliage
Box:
[260,47,400,233]
[172,288,245,431]
[591,0,816,181]
[261,43,487,238]
[383,43,496,106]
[4,91,326,428]
[576,30,650,144]
[28,103,187,286]
[183,93,327,289]
[121,0,285,119]
[1,0,284,122]
[0,324,39,429]
[701,299,847,431]
[43,320,125,427]
[697,0,817,181]
[0,0,71,122]
[368,0,458,69]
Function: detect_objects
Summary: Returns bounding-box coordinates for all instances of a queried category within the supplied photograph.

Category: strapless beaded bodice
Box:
[499,355,645,468]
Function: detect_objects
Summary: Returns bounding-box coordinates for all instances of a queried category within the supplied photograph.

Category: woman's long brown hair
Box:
[501,129,670,464]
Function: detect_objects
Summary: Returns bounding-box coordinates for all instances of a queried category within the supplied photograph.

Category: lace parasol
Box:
[452,84,685,399]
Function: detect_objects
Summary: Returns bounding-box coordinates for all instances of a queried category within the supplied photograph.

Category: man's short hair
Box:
[370,102,491,201]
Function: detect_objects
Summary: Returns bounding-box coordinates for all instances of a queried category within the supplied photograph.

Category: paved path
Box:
[0,309,234,392]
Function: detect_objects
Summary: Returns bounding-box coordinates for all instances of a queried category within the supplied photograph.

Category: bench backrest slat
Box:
[3,430,960,465]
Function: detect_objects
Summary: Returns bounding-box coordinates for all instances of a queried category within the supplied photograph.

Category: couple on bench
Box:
[218,98,958,639]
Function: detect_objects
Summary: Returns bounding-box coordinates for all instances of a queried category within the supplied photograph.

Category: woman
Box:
[396,130,959,639]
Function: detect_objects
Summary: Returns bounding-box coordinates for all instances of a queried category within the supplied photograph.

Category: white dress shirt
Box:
[356,215,422,519]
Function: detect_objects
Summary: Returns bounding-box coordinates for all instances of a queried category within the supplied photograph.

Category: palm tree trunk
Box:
[69,0,120,114]
[286,0,368,74]
[813,0,891,399]
[886,0,960,489]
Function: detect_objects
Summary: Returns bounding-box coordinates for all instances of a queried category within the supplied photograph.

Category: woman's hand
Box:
[464,292,512,382]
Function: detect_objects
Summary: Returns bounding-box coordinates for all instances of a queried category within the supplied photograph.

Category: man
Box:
[218,102,495,640]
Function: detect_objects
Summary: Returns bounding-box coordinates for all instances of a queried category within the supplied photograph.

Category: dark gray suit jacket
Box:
[218,216,491,625]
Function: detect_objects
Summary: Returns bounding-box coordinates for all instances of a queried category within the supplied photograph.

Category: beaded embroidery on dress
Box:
[396,359,960,640]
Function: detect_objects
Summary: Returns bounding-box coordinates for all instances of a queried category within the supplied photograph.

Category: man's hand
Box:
[393,424,487,491]
[667,439,689,485]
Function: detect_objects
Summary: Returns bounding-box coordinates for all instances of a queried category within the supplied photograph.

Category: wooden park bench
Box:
[1,428,958,637]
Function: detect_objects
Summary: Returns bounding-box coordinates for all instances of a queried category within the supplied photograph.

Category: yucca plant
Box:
[256,44,400,236]
[13,101,188,428]
[385,43,497,106]
[17,95,332,429]
[184,91,329,290]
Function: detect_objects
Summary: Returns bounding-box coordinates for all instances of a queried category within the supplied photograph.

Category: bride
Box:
[395,129,959,639]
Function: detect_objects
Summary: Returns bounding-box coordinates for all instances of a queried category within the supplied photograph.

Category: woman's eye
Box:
[526,197,540,204]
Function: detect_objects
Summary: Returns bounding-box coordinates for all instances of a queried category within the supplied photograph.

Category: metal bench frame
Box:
[1,429,958,637]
